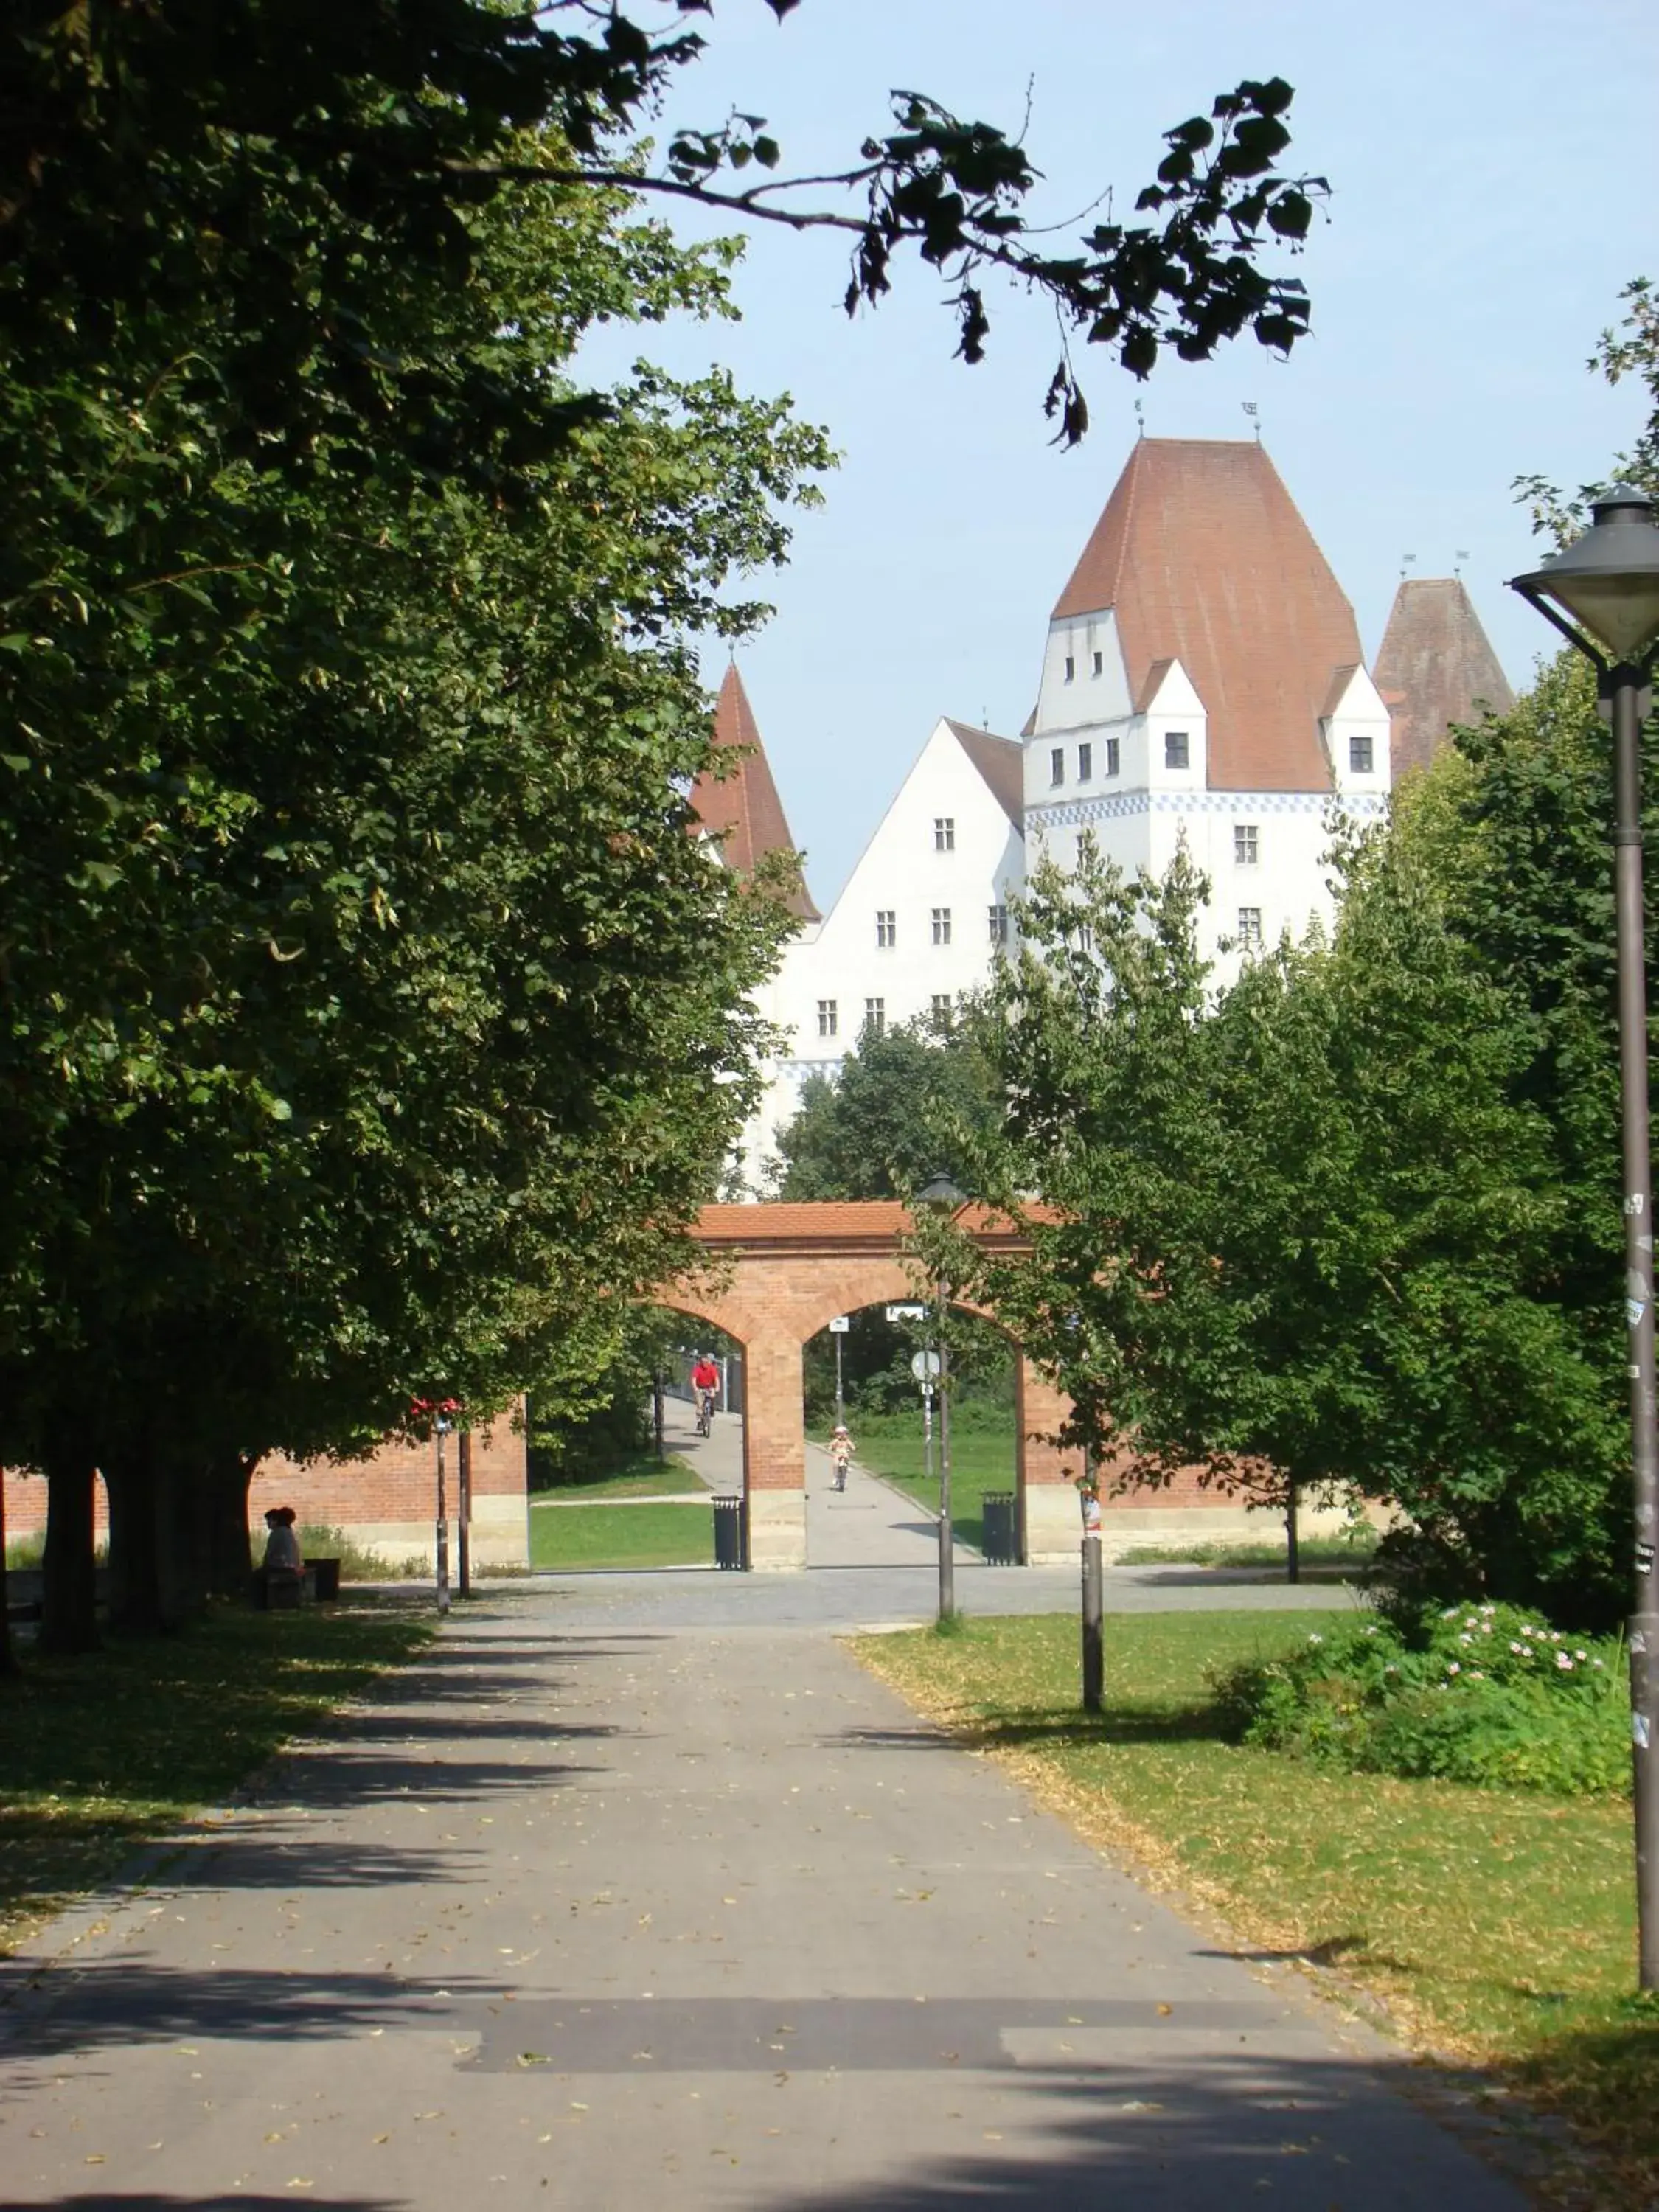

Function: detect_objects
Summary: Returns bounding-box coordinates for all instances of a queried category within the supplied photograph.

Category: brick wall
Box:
[3,1408,529,1571]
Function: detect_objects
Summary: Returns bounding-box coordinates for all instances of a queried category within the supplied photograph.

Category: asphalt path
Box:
[0,1581,1530,2211]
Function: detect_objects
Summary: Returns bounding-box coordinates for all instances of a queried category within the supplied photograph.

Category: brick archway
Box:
[669,1203,1080,1570]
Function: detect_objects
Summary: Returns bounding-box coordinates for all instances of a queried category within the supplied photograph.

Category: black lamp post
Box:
[1512,486,1659,1989]
[917,1172,967,1622]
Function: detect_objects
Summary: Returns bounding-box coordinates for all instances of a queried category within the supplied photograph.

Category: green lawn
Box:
[856,1609,1654,2208]
[0,1595,433,1955]
[815,1415,1015,1553]
[532,1450,708,1503]
[529,1497,715,1571]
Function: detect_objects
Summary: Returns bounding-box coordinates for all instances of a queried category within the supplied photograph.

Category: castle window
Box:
[1237,907,1263,948]
[1349,732,1374,773]
[1092,650,1104,677]
[1049,747,1065,786]
[1234,824,1259,866]
[1078,742,1093,781]
[1105,736,1120,776]
[1165,730,1190,770]
[933,816,955,852]
[988,903,1009,945]
[863,998,886,1036]
[875,908,896,947]
[817,999,838,1039]
[1064,654,1075,683]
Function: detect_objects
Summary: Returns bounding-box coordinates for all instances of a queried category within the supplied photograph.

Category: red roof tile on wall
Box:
[690,664,818,921]
[1052,439,1363,793]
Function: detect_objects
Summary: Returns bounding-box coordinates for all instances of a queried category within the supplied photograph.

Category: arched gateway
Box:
[667,1203,1081,1571]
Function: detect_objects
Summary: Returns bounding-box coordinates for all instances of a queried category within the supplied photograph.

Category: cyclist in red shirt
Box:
[690,1354,720,1436]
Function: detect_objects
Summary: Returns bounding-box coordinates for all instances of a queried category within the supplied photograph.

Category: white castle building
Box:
[695,437,1511,1186]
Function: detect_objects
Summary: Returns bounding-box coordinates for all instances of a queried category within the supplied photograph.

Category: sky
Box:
[585,0,1659,908]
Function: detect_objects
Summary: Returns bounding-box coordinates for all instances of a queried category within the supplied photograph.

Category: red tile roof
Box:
[696,1200,1054,1250]
[690,664,818,922]
[1052,439,1363,793]
[1374,578,1514,780]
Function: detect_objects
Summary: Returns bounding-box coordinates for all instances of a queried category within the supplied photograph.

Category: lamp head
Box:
[1510,484,1659,668]
[915,1172,967,1211]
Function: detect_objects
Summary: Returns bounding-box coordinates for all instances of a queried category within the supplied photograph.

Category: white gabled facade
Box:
[742,715,1023,1185]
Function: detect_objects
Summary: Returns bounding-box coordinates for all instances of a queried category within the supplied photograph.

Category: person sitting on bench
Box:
[261,1507,304,1601]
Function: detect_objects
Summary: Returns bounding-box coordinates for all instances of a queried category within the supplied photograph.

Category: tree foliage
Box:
[769,1015,1000,1200]
[964,791,1632,1625]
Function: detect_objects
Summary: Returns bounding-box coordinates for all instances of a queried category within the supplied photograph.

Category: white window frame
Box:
[931,907,953,946]
[1234,823,1259,866]
[817,999,838,1039]
[875,908,896,948]
[933,816,956,852]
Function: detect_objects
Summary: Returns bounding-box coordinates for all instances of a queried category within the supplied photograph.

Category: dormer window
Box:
[1165,731,1190,770]
[1349,733,1374,773]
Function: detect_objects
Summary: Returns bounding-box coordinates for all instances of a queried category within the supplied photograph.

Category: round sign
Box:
[909,1349,942,1380]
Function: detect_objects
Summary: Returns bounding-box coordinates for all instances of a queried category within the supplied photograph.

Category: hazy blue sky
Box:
[592,1,1658,905]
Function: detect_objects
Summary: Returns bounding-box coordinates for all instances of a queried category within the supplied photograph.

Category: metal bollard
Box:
[1081,1532,1104,1713]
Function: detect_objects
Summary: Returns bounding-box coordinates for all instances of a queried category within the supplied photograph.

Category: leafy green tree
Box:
[770,1015,1001,1200]
[963,821,1621,1619]
[1,162,817,1644]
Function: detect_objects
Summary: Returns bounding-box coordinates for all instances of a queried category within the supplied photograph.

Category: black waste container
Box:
[981,1492,1018,1566]
[712,1495,747,1571]
[310,1557,341,1601]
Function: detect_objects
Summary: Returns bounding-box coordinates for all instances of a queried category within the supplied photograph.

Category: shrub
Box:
[1211,1601,1630,1798]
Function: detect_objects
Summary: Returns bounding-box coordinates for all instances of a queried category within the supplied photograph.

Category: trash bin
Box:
[712,1495,747,1571]
[981,1492,1018,1565]
[310,1557,341,1601]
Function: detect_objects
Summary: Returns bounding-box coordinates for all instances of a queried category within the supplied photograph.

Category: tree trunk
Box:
[155,1452,209,1630]
[0,1464,15,1677]
[40,1446,100,1655]
[105,1436,164,1638]
[204,1452,259,1600]
[1285,1478,1301,1585]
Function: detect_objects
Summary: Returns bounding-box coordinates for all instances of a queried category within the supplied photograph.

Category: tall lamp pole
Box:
[917,1174,967,1623]
[1512,486,1659,1988]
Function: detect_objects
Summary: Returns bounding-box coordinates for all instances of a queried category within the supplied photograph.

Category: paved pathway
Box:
[638,1398,982,1571]
[0,1590,1526,2209]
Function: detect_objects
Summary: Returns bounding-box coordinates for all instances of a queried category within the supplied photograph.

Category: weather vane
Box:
[1401,552,1417,580]
[1455,549,1470,577]
[1133,396,1144,439]
[1242,400,1260,441]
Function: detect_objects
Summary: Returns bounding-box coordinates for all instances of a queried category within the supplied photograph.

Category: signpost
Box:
[830,1315,849,1427]
[911,1347,942,1519]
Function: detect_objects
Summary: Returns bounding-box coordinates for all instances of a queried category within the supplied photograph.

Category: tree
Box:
[961,821,1620,1618]
[770,1015,1000,1200]
[1,159,818,1641]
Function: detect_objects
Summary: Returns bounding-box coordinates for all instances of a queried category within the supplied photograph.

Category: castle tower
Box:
[1023,438,1390,974]
[691,663,818,922]
[1373,577,1514,780]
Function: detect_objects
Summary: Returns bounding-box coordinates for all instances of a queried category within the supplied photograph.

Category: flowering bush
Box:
[1210,1601,1629,1797]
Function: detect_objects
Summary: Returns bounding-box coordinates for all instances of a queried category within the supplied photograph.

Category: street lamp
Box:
[916,1172,967,1621]
[1512,484,1659,1989]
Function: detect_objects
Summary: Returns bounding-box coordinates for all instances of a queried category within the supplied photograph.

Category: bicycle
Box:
[695,1390,715,1438]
